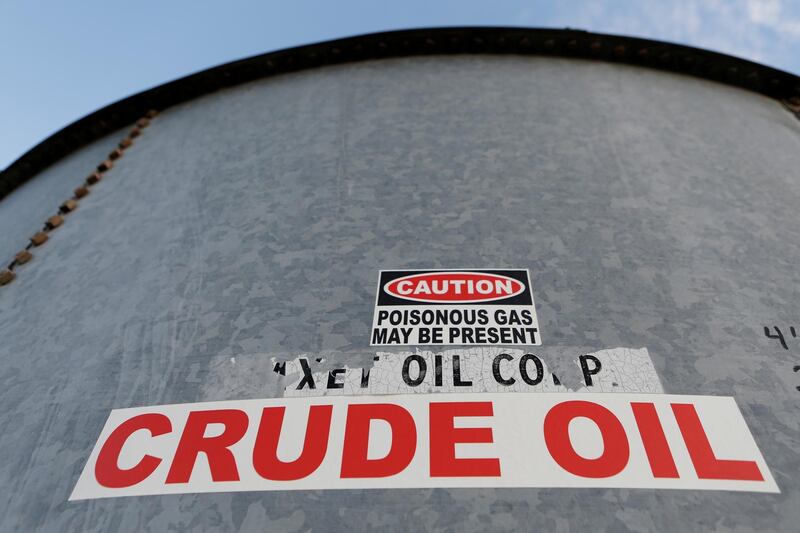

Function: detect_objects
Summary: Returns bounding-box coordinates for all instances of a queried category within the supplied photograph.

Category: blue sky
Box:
[2,0,800,170]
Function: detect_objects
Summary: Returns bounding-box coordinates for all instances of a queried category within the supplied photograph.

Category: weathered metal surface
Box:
[0,131,121,261]
[4,27,800,201]
[1,54,799,531]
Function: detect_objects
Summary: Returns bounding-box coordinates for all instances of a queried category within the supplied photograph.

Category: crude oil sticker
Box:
[272,347,663,397]
[70,392,778,499]
[371,269,541,346]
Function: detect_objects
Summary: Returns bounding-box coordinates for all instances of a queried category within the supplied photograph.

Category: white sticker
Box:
[274,347,663,397]
[70,392,778,500]
[371,269,541,346]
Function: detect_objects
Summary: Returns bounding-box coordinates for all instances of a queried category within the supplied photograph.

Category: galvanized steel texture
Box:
[1,36,800,532]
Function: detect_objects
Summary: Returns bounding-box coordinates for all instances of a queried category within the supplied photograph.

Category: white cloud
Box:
[535,0,800,72]
[746,0,800,38]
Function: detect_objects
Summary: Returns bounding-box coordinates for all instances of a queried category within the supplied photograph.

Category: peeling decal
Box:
[272,347,663,397]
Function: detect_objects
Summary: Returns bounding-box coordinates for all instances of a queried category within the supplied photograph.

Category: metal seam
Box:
[0,110,158,288]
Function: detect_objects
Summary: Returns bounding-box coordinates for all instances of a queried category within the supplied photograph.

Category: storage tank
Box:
[1,28,799,532]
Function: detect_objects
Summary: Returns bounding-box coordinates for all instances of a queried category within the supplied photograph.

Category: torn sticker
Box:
[272,347,663,397]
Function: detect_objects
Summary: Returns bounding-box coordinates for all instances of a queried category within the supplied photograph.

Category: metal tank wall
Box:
[1,54,799,531]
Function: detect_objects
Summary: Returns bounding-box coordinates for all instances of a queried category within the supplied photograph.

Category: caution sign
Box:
[70,393,778,499]
[371,269,541,346]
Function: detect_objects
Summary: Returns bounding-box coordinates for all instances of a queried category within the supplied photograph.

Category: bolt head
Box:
[0,269,15,286]
[47,215,64,228]
[30,232,49,246]
[15,250,33,265]
[60,199,78,213]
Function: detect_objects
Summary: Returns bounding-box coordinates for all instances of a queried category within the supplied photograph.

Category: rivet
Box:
[0,269,15,286]
[97,160,113,172]
[74,186,89,198]
[46,215,64,229]
[637,48,649,57]
[60,199,78,213]
[30,232,49,247]
[543,39,555,49]
[590,41,602,52]
[136,118,150,128]
[86,172,102,185]
[118,138,133,149]
[145,109,158,118]
[614,45,626,56]
[108,148,123,160]
[129,127,141,138]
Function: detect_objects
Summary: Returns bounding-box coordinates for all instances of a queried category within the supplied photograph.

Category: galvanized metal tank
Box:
[1,28,799,532]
